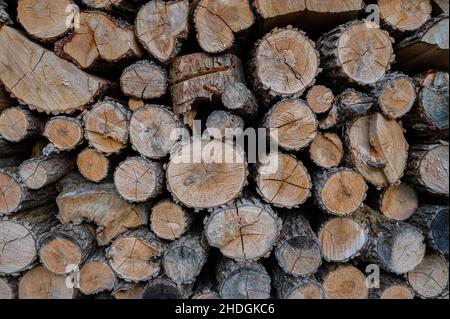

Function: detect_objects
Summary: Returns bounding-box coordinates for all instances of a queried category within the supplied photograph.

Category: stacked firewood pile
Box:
[0,0,448,299]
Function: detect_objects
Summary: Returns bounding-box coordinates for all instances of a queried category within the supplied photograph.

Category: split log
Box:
[143,275,192,299]
[334,89,374,126]
[192,272,219,299]
[120,60,167,100]
[317,20,394,86]
[312,168,367,216]
[162,230,209,284]
[0,205,58,275]
[274,212,322,277]
[318,104,338,130]
[406,143,449,196]
[113,282,145,299]
[55,11,142,69]
[166,140,248,209]
[306,85,334,115]
[150,199,193,241]
[43,116,84,151]
[0,277,16,299]
[194,0,255,53]
[114,156,164,202]
[129,105,184,159]
[18,265,75,299]
[0,167,57,216]
[106,229,165,282]
[409,205,449,255]
[56,173,150,245]
[83,99,130,155]
[263,98,318,152]
[370,273,415,299]
[79,250,117,295]
[0,26,109,114]
[39,223,96,275]
[76,148,110,183]
[271,265,324,299]
[252,26,320,101]
[309,133,344,169]
[221,82,258,119]
[396,16,449,72]
[204,197,281,260]
[255,152,311,208]
[0,106,43,142]
[135,0,189,63]
[407,252,449,299]
[319,264,368,299]
[378,0,432,33]
[216,258,271,299]
[17,0,74,42]
[205,111,244,140]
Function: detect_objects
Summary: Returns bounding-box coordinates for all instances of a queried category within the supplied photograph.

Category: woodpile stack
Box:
[0,0,448,300]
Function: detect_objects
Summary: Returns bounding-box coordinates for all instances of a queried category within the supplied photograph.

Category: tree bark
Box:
[334,89,375,126]
[43,116,84,151]
[318,104,338,130]
[221,82,258,119]
[370,273,415,299]
[0,106,43,142]
[150,199,193,241]
[0,137,29,158]
[76,147,110,183]
[271,264,324,299]
[143,275,193,299]
[112,282,145,299]
[82,0,146,13]
[192,272,219,299]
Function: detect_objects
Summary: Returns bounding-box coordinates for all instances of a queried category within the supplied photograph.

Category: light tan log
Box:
[143,275,193,299]
[378,0,432,33]
[18,266,74,299]
[221,82,258,119]
[309,133,343,169]
[0,277,16,299]
[0,26,109,114]
[44,116,84,151]
[272,265,324,299]
[128,98,144,112]
[306,85,334,114]
[79,250,117,295]
[150,199,193,241]
[0,106,43,142]
[370,273,415,299]
[76,148,110,183]
[320,264,368,299]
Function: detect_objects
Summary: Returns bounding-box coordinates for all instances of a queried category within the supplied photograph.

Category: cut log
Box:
[55,11,142,69]
[221,82,258,119]
[205,111,244,140]
[120,60,167,100]
[43,116,84,151]
[0,167,57,216]
[255,152,311,208]
[252,26,320,101]
[162,230,209,284]
[76,148,110,183]
[0,26,109,114]
[204,197,281,260]
[378,0,432,33]
[18,265,75,299]
[309,133,344,169]
[216,258,271,299]
[17,0,74,42]
[409,205,449,255]
[317,20,394,86]
[114,156,164,203]
[312,168,367,216]
[19,154,73,190]
[370,273,415,299]
[56,173,150,245]
[319,264,368,299]
[39,223,96,275]
[0,277,16,299]
[372,73,416,120]
[166,139,248,210]
[83,99,130,155]
[274,212,322,277]
[0,205,58,275]
[106,229,165,282]
[0,106,43,142]
[194,0,255,54]
[334,89,374,126]
[150,199,193,241]
[407,252,449,298]
[79,250,117,295]
[128,98,144,112]
[306,85,334,114]
[129,105,184,159]
[135,0,189,63]
[263,98,318,152]
[113,282,145,299]
[318,104,338,130]
[406,143,449,196]
[143,275,193,299]
[192,272,219,299]
[396,16,449,72]
[271,265,324,299]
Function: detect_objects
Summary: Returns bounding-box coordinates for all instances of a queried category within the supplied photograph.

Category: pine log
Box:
[274,212,322,277]
[17,0,74,42]
[271,265,324,299]
[0,277,16,299]
[216,258,271,299]
[43,116,84,151]
[106,229,165,282]
[319,264,369,299]
[306,85,334,114]
[192,272,219,299]
[83,99,130,155]
[128,98,144,112]
[39,223,96,275]
[406,143,449,196]
[194,0,254,54]
[55,11,142,70]
[255,152,311,208]
[312,168,367,216]
[221,82,258,119]
[129,105,184,159]
[205,110,244,140]
[162,230,209,284]
[317,20,394,86]
[318,104,338,130]
[334,89,374,126]
[370,273,415,299]
[143,275,193,299]
[166,139,248,210]
[76,147,110,183]
[0,205,58,275]
[409,205,448,255]
[263,98,318,152]
[0,106,43,142]
[113,282,145,299]
[378,0,432,33]
[204,197,281,260]
[135,0,189,63]
[0,26,109,114]
[150,199,193,241]
[56,173,150,245]
[120,60,167,100]
[79,249,117,295]
[309,133,344,169]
